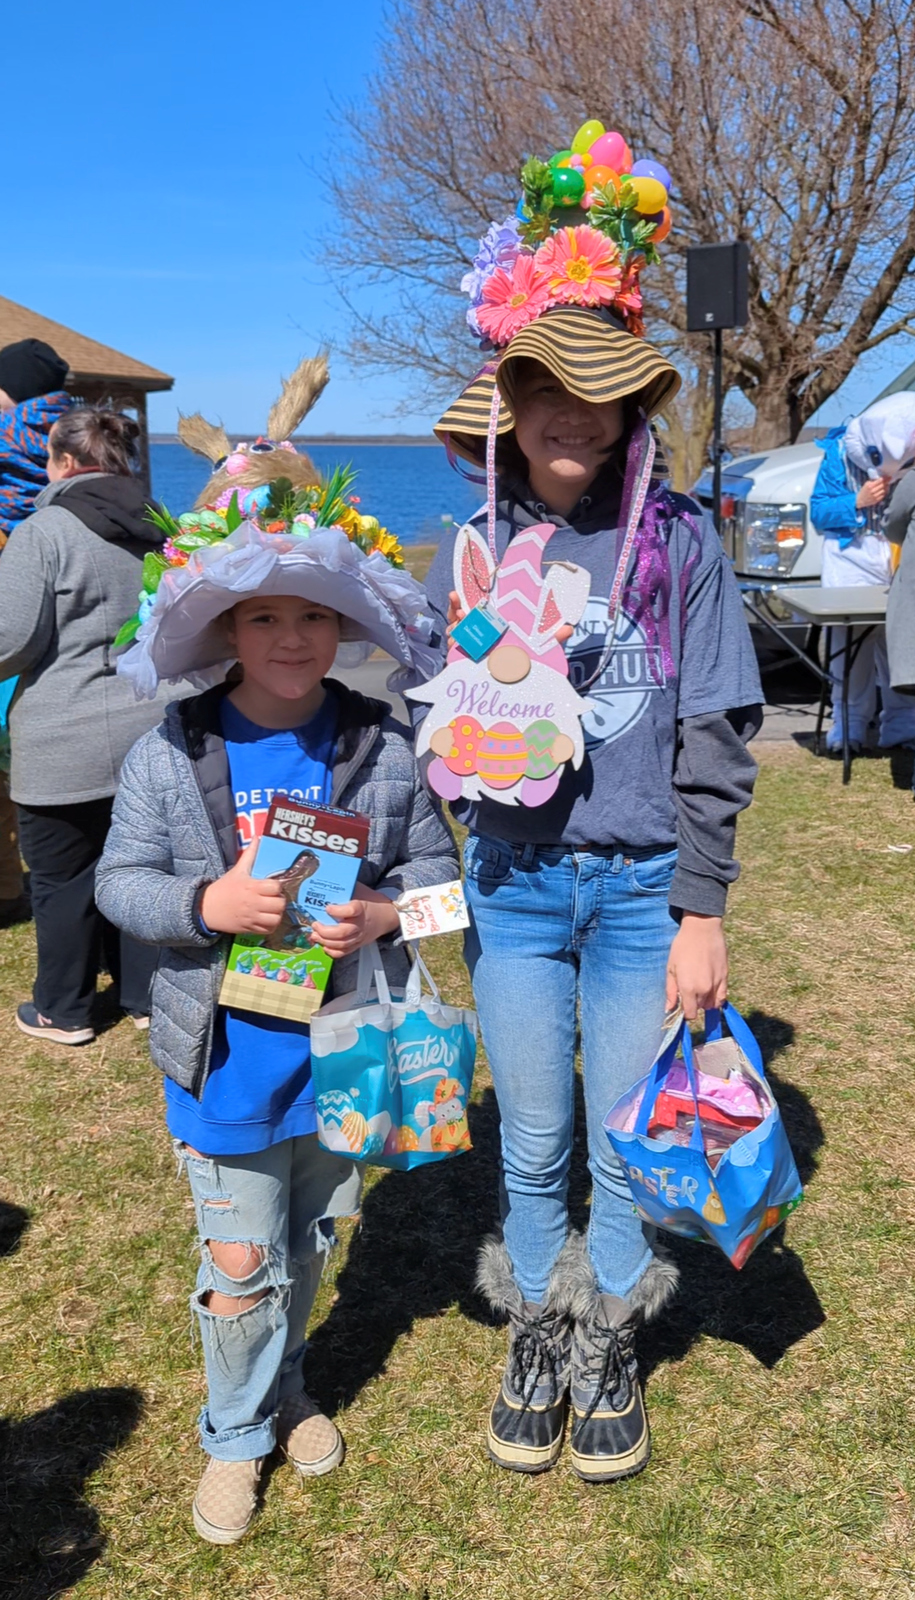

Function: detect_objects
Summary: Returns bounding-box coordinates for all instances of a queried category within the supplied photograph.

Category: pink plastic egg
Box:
[476,722,528,791]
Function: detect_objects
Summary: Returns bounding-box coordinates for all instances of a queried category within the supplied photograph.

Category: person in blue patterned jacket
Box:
[0,338,71,544]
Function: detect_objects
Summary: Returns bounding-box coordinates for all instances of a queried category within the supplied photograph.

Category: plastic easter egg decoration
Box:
[571,118,605,155]
[552,167,586,207]
[630,157,672,191]
[549,149,574,169]
[648,206,673,242]
[589,130,628,170]
[586,165,619,196]
[569,154,585,171]
[628,175,668,213]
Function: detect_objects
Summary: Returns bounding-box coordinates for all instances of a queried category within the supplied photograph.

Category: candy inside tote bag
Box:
[604,1004,803,1268]
[310,943,477,1171]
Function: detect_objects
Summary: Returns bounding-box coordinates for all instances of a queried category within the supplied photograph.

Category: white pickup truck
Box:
[691,367,915,657]
[692,442,823,654]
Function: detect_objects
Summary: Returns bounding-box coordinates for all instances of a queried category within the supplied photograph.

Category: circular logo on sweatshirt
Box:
[567,600,665,749]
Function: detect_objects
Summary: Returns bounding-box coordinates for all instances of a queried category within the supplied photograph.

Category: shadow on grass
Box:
[308,1009,824,1410]
[0,1386,143,1600]
[0,1200,30,1259]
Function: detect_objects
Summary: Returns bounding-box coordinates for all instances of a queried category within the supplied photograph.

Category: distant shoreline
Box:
[149,434,438,447]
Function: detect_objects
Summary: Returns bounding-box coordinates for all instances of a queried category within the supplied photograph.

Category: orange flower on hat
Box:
[536,226,623,308]
[477,253,551,345]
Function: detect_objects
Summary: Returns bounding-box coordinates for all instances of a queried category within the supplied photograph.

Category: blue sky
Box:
[3,0,914,437]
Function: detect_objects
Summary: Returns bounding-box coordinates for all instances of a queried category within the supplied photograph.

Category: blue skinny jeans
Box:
[463,834,678,1304]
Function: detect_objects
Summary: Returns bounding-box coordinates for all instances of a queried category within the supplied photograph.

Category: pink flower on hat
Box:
[476,253,551,346]
[537,226,623,308]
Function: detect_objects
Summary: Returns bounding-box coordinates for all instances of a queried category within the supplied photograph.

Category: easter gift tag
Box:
[394,880,470,940]
[407,521,593,808]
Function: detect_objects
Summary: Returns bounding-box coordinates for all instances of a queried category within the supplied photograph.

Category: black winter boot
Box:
[476,1237,576,1474]
[566,1239,678,1483]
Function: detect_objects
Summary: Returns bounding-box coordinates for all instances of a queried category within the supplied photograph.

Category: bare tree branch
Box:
[325,0,915,455]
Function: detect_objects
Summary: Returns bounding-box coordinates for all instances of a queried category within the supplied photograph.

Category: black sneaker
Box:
[487,1302,571,1473]
[15,1002,95,1047]
[569,1301,650,1483]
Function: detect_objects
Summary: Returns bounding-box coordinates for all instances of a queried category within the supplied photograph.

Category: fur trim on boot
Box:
[545,1231,678,1327]
[475,1232,590,1320]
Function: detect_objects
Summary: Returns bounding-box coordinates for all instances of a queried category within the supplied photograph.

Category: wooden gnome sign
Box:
[407,522,593,807]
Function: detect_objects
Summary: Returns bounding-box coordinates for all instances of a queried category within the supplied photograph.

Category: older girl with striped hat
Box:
[415,121,763,1484]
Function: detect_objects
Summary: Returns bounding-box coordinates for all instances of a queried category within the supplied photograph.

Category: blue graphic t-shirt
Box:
[164,693,338,1155]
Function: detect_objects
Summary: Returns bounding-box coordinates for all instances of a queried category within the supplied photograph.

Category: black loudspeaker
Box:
[686,242,749,331]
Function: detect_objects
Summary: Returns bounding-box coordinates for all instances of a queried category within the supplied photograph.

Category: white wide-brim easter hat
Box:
[118,523,439,699]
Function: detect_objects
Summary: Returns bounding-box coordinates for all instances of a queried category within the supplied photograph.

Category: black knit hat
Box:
[0,339,69,403]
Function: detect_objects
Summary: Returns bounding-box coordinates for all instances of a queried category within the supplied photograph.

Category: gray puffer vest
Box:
[96,679,458,1096]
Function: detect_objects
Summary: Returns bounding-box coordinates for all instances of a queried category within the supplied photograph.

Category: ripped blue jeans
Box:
[176,1135,362,1462]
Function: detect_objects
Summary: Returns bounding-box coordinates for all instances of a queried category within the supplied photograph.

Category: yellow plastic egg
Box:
[628,175,669,213]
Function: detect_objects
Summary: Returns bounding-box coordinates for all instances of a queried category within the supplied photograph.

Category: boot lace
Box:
[579,1319,635,1423]
[508,1311,566,1409]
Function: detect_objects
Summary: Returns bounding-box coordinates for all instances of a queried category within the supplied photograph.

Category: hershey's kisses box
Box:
[219,798,370,1024]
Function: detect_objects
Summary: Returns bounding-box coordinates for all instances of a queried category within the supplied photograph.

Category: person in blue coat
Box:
[810,395,915,753]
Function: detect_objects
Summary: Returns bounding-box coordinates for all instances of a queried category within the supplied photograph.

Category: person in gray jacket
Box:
[95,509,455,1544]
[0,407,175,1044]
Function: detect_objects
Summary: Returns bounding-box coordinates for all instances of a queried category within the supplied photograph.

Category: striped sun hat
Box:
[435,307,681,466]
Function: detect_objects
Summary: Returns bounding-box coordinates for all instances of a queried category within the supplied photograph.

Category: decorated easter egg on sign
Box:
[441,716,485,776]
[342,1110,368,1153]
[524,718,564,779]
[398,1125,420,1153]
[646,206,673,242]
[571,118,605,154]
[477,722,528,790]
[383,1125,400,1156]
[318,1089,356,1132]
[551,167,586,207]
[628,175,668,213]
[589,131,630,170]
[631,157,672,191]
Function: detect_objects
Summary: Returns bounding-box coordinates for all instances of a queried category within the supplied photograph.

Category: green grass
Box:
[2,744,915,1598]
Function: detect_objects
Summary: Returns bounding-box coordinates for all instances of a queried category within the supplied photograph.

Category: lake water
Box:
[150,442,484,546]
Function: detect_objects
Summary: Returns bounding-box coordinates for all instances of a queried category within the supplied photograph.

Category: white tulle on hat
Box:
[117,522,439,699]
[845,393,915,477]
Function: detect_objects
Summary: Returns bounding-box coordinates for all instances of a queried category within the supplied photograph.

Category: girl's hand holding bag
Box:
[604,1003,803,1268]
[310,942,477,1171]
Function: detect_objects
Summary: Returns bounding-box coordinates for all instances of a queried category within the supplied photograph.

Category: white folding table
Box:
[776,585,889,784]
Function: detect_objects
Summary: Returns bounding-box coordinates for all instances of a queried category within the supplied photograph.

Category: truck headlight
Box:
[737,503,806,575]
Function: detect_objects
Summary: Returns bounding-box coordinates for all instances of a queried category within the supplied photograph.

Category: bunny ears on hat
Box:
[114,468,438,698]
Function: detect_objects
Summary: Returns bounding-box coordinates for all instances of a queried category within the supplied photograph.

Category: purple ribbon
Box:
[623,481,703,686]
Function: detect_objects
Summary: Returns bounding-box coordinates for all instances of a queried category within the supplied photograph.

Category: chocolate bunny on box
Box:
[407,521,593,807]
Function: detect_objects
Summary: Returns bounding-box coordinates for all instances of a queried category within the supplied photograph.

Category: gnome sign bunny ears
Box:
[114,355,440,698]
[407,522,594,807]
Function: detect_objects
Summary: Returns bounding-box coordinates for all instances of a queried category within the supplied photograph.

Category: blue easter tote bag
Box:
[310,942,477,1171]
[604,1003,803,1268]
